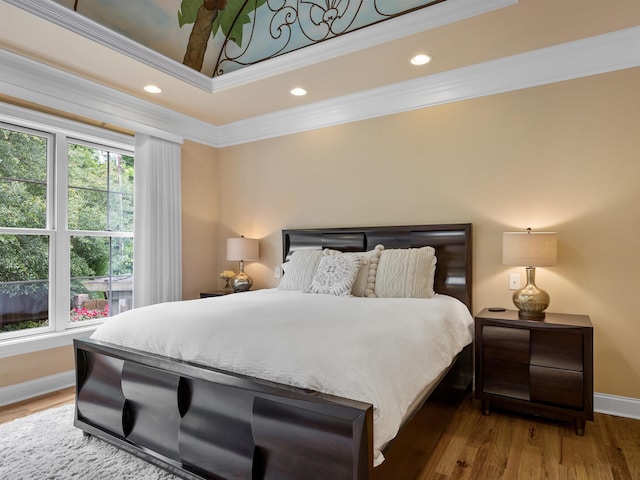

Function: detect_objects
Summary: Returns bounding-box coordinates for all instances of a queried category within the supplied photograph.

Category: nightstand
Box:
[474,308,593,435]
[200,290,234,298]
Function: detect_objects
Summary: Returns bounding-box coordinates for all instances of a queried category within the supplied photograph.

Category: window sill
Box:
[0,325,98,358]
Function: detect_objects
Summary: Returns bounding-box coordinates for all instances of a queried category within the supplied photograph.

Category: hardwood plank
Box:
[421,394,640,480]
[0,387,75,424]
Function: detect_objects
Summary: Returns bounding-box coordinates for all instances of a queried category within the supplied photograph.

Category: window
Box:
[67,141,134,325]
[0,115,134,342]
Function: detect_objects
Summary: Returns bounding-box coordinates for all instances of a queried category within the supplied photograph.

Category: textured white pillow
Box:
[374,246,437,298]
[278,249,322,291]
[309,253,362,296]
[352,244,384,297]
[322,245,384,297]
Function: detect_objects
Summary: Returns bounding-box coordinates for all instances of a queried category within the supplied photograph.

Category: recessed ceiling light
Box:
[410,54,431,66]
[290,87,307,96]
[144,85,162,94]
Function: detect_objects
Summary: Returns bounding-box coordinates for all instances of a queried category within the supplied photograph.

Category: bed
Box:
[74,223,473,480]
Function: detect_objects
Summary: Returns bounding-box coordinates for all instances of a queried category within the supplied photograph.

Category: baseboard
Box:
[0,370,75,407]
[595,392,640,420]
[2,373,639,421]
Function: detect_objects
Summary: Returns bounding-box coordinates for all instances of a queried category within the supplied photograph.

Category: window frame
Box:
[0,103,134,357]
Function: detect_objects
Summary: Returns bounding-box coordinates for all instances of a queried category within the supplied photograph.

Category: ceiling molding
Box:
[0,102,135,151]
[4,0,516,93]
[0,47,207,145]
[217,26,640,146]
[1,27,639,148]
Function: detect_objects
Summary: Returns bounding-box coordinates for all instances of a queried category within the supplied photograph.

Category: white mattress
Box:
[91,289,473,465]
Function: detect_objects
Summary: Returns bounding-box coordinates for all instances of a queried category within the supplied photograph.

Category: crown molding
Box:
[0,102,134,151]
[1,27,639,148]
[218,26,640,146]
[0,47,211,145]
[4,0,515,93]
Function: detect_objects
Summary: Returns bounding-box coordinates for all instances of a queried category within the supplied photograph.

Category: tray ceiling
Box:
[1,0,639,145]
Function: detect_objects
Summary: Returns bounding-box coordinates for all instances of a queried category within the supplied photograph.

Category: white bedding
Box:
[91,289,473,466]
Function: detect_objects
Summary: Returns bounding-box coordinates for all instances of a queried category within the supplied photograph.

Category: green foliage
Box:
[0,128,47,228]
[178,0,268,47]
[1,318,48,333]
[0,128,47,181]
[1,128,134,304]
[0,235,49,296]
[67,144,134,232]
[71,236,109,277]
[178,0,201,27]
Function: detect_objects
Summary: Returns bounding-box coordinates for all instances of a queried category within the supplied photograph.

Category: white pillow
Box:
[351,244,384,297]
[309,253,362,296]
[322,245,384,297]
[278,249,322,291]
[374,246,437,298]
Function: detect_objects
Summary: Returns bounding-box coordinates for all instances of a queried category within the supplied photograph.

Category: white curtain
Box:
[133,134,182,308]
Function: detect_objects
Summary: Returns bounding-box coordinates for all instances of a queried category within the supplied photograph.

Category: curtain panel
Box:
[134,134,182,307]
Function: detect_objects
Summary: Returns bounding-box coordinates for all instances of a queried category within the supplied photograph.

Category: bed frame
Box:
[74,223,473,480]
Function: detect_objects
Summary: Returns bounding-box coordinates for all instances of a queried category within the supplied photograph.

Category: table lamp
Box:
[503,228,557,319]
[226,236,259,292]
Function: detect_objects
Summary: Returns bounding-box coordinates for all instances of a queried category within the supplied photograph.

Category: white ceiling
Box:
[1,0,640,146]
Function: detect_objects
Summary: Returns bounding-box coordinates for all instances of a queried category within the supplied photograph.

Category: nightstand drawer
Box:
[481,325,530,363]
[531,330,583,371]
[483,359,529,400]
[530,365,583,409]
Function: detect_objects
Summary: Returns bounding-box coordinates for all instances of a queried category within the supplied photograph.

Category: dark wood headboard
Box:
[282,224,472,310]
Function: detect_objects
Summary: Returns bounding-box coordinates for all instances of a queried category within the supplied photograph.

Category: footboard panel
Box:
[74,338,374,480]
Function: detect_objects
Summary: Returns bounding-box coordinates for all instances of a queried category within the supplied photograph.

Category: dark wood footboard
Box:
[75,337,373,480]
[75,338,471,480]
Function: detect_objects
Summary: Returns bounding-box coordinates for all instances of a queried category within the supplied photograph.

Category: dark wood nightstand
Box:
[200,290,234,298]
[474,308,593,435]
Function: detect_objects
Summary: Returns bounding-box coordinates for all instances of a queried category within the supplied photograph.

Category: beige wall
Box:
[181,140,220,299]
[212,68,640,399]
[0,346,73,387]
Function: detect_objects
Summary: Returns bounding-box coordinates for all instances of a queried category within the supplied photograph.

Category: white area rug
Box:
[0,404,178,479]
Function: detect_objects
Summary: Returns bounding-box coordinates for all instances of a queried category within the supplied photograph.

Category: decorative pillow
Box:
[352,244,384,297]
[374,246,437,298]
[309,253,362,296]
[278,249,323,291]
[322,245,384,297]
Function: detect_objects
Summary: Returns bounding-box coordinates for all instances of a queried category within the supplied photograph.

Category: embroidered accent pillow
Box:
[278,249,322,291]
[309,253,362,296]
[322,244,384,297]
[374,246,437,298]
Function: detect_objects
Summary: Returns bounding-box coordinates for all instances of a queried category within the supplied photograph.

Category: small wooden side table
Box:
[474,308,593,435]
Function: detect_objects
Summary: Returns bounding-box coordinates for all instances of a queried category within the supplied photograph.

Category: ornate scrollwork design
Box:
[213,0,443,76]
[297,0,363,42]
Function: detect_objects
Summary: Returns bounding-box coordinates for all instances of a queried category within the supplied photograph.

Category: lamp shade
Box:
[226,237,259,262]
[503,231,557,267]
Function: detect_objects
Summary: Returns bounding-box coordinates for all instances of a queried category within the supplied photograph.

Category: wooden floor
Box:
[1,389,638,479]
[0,387,75,425]
[420,394,640,480]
